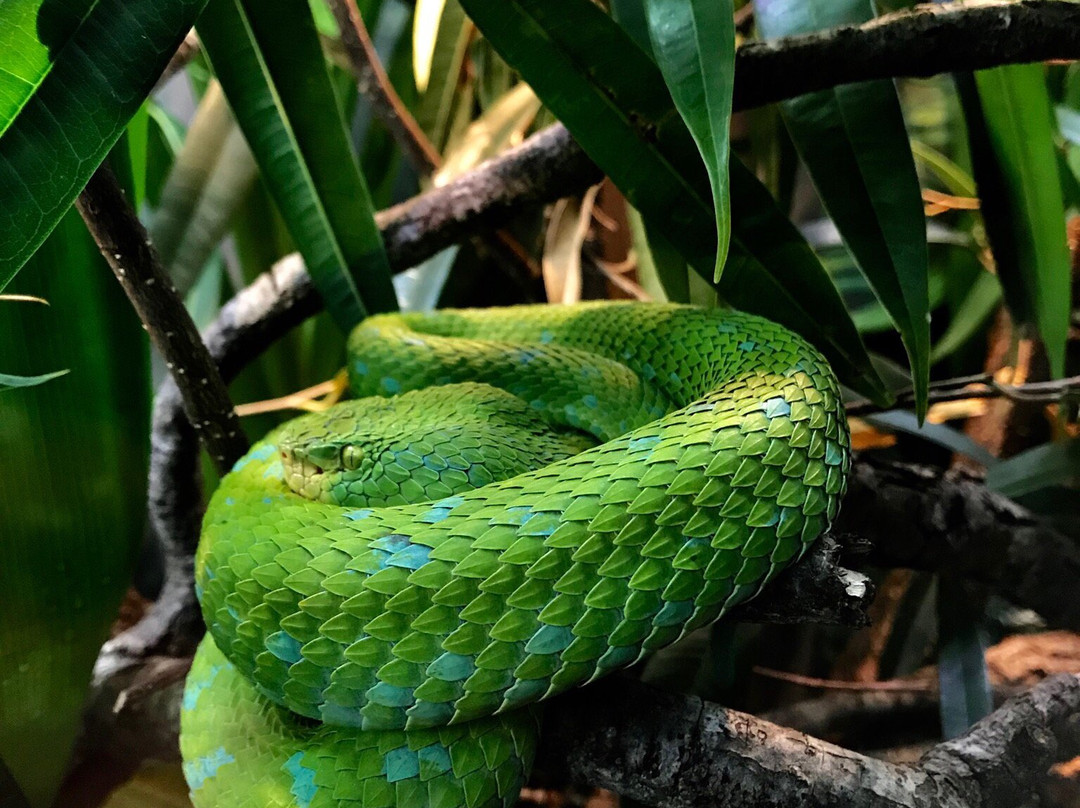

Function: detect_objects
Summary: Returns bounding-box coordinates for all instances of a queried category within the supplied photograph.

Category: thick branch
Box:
[537,674,1080,808]
[836,457,1080,631]
[735,0,1080,110]
[86,664,1080,808]
[75,165,248,474]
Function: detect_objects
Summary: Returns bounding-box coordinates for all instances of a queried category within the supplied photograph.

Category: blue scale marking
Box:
[387,544,431,570]
[371,533,413,552]
[419,507,452,523]
[384,747,421,783]
[525,624,573,654]
[583,394,599,409]
[426,652,474,681]
[539,329,554,343]
[346,509,374,521]
[232,444,276,472]
[382,377,401,394]
[283,752,317,807]
[417,744,453,777]
[354,360,369,376]
[184,746,235,790]
[629,435,661,452]
[262,460,283,479]
[761,396,792,419]
[182,664,225,711]
[505,506,533,525]
[266,631,302,664]
[320,702,364,726]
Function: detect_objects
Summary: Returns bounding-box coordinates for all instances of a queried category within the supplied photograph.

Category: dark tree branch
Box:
[84,661,1080,808]
[75,165,248,474]
[537,674,1080,808]
[836,457,1080,632]
[735,0,1080,110]
[327,0,442,175]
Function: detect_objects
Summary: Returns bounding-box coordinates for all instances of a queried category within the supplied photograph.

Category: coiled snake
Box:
[180,302,850,808]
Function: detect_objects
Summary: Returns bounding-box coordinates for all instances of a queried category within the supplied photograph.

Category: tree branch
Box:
[734,0,1080,110]
[75,164,248,474]
[537,673,1080,808]
[836,457,1080,632]
[84,660,1080,808]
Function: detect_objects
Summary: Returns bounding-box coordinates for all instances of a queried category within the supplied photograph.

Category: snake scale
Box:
[180,302,850,808]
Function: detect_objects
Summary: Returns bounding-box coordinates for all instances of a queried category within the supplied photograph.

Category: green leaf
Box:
[197,0,399,330]
[986,438,1080,499]
[458,0,887,402]
[937,581,993,740]
[757,0,930,419]
[149,81,258,296]
[864,410,998,468]
[931,270,1002,364]
[628,206,690,303]
[0,369,69,391]
[0,208,150,808]
[0,0,208,289]
[644,0,735,278]
[970,65,1070,376]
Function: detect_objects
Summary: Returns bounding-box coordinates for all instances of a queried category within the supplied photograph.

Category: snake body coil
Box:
[180,302,850,808]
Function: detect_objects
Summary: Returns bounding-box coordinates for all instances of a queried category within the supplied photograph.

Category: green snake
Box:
[180,302,850,808]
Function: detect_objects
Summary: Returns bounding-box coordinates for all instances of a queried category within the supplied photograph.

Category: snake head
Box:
[276,406,379,505]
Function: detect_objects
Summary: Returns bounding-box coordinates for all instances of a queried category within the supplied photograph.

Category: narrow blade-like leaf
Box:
[458,0,887,402]
[757,0,930,418]
[966,65,1070,376]
[645,0,735,278]
[198,0,399,329]
[0,369,69,391]
[0,0,207,288]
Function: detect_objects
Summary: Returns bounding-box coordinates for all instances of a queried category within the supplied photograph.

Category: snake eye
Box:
[342,445,364,470]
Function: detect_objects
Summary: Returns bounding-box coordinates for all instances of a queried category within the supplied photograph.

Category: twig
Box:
[327,0,543,287]
[74,164,248,474]
[327,0,442,174]
[154,30,201,92]
[734,0,1080,109]
[752,666,935,692]
[846,373,1080,417]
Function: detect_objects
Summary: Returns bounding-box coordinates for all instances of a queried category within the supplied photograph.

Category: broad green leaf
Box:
[458,0,887,402]
[0,208,150,808]
[645,0,735,278]
[198,0,399,329]
[0,0,208,289]
[969,65,1070,376]
[757,0,930,419]
[0,369,69,391]
[986,438,1080,499]
[149,82,258,296]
